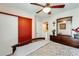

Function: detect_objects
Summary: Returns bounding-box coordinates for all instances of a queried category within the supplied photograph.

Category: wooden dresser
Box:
[50,35,79,48]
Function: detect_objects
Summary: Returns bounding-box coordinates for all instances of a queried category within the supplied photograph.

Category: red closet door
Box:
[18,17,32,43]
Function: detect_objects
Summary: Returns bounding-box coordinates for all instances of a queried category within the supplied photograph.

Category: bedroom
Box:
[0,3,79,56]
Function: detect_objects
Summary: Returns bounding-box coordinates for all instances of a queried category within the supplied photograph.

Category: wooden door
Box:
[18,17,32,43]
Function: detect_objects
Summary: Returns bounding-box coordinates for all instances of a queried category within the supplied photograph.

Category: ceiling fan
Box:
[30,3,65,15]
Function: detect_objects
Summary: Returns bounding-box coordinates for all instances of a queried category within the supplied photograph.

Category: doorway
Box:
[56,16,72,36]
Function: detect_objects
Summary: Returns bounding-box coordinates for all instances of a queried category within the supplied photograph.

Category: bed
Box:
[27,41,79,56]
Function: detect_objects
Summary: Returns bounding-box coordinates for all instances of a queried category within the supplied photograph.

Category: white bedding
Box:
[27,41,79,56]
[13,40,50,56]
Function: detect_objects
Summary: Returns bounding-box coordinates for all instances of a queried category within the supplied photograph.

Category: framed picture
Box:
[60,23,66,29]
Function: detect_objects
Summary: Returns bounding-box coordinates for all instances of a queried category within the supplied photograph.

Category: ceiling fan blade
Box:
[50,4,65,8]
[36,9,43,13]
[30,3,45,7]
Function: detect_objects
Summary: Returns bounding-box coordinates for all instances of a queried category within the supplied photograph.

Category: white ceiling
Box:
[0,3,79,19]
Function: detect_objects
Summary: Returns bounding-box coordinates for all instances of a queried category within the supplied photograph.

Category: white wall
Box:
[0,14,18,55]
[32,16,36,38]
[34,16,43,38]
[36,20,42,37]
[48,8,79,37]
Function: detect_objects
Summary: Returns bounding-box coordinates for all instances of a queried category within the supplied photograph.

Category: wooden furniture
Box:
[50,35,79,48]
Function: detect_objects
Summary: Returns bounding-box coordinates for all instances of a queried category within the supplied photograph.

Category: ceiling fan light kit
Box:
[43,7,51,13]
